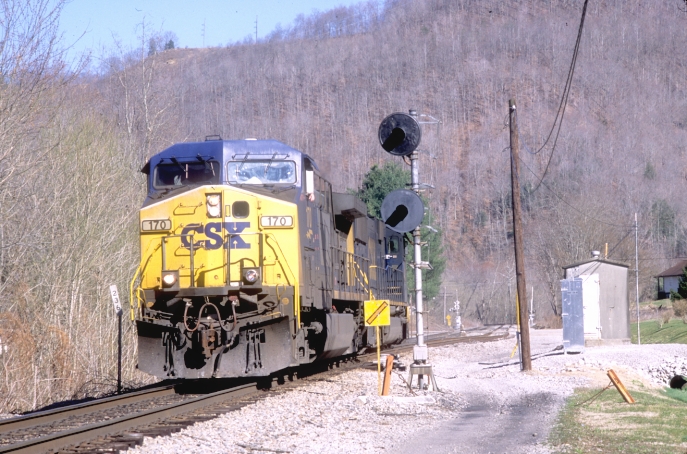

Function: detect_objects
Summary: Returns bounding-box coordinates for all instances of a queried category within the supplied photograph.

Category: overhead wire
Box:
[517,157,633,228]
[571,230,636,283]
[527,0,591,192]
[606,229,634,256]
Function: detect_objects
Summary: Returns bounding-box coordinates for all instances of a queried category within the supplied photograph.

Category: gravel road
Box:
[125,328,687,454]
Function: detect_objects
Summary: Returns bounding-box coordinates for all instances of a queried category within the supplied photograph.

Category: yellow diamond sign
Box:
[364,300,390,327]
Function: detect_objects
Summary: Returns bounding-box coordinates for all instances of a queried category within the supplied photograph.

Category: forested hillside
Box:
[1,0,686,412]
[98,0,687,320]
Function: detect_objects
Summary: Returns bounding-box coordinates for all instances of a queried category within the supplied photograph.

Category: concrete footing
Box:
[584,338,631,347]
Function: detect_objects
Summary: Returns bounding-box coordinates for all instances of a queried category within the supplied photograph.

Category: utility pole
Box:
[255,16,258,43]
[443,286,447,325]
[509,99,532,371]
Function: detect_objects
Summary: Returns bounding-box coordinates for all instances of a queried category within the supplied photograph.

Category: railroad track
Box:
[0,383,260,453]
[0,327,509,453]
[403,325,511,349]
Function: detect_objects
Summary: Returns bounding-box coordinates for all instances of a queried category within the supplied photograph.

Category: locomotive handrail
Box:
[131,242,162,320]
[224,232,264,284]
[173,202,203,215]
[264,233,300,328]
[129,264,142,321]
[352,259,371,297]
[367,265,379,300]
[161,233,196,287]
[328,247,405,303]
[360,263,405,303]
[331,247,369,296]
[378,265,405,302]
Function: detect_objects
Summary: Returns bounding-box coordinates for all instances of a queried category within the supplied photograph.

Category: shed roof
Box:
[562,257,629,270]
[656,260,687,278]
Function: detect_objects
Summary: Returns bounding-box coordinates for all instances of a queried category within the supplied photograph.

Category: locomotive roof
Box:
[142,139,311,174]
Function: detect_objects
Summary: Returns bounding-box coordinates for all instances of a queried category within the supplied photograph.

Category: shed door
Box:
[561,278,584,352]
[581,274,601,339]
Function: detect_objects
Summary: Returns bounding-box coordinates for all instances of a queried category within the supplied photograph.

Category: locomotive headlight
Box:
[206,194,221,218]
[161,270,179,290]
[243,268,260,284]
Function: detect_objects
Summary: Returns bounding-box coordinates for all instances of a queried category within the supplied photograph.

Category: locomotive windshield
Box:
[153,160,220,188]
[226,160,296,185]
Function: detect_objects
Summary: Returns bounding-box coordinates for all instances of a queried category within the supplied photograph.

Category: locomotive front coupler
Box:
[304,321,323,334]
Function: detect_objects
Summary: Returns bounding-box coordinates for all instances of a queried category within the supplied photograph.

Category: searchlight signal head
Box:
[381,189,424,233]
[378,112,422,157]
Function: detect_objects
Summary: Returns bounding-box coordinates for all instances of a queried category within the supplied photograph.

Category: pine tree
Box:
[670,267,687,300]
[670,267,687,322]
[354,162,409,219]
[353,162,446,301]
[678,268,687,298]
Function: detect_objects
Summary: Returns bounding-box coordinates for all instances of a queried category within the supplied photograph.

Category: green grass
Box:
[550,387,687,453]
[550,307,687,452]
[641,298,672,308]
[631,319,687,344]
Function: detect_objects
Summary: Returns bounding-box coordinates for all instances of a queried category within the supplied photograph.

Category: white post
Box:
[409,110,428,389]
[109,285,123,394]
[529,285,534,328]
[635,213,640,345]
[412,151,424,350]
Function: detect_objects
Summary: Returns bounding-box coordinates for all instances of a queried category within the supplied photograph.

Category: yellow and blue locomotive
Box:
[132,138,408,379]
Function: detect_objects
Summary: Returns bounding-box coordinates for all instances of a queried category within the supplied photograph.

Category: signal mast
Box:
[378,110,440,390]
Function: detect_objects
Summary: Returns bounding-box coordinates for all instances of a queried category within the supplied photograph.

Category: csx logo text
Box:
[180,222,250,249]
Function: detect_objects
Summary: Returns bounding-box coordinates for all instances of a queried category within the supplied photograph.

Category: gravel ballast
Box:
[125,329,687,454]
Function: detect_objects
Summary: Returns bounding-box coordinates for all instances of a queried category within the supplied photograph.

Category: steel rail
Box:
[0,384,256,454]
[0,327,510,453]
[0,386,176,436]
[357,329,511,362]
[426,332,510,348]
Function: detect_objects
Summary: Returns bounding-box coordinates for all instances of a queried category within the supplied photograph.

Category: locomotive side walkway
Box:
[125,328,687,454]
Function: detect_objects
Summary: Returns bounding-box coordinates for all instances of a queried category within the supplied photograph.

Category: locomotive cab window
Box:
[226,160,296,185]
[389,236,400,254]
[304,157,331,211]
[153,160,219,188]
[233,201,250,218]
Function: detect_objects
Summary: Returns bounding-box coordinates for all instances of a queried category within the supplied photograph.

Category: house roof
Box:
[656,260,687,278]
[562,257,629,270]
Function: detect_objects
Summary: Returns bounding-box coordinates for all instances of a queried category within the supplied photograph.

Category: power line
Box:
[517,156,633,228]
[529,0,590,192]
[607,229,634,257]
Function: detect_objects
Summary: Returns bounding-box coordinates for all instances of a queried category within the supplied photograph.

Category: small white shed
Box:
[562,253,630,345]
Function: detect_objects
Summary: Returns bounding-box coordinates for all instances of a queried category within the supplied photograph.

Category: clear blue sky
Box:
[60,0,366,56]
